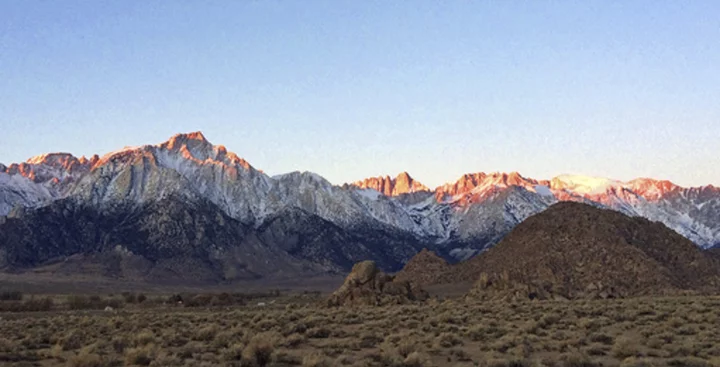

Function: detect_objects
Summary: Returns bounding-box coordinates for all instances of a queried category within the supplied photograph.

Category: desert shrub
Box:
[106,298,123,309]
[223,343,245,361]
[0,291,23,301]
[124,344,157,366]
[612,336,643,359]
[67,295,114,310]
[241,338,274,366]
[449,348,471,361]
[666,357,714,367]
[334,354,355,365]
[481,358,535,367]
[148,352,182,366]
[172,292,247,307]
[282,333,306,348]
[396,339,419,358]
[359,332,384,348]
[166,294,183,304]
[194,325,218,342]
[132,331,156,347]
[468,324,507,342]
[306,327,331,339]
[68,348,104,367]
[0,296,54,312]
[59,330,86,351]
[584,343,609,356]
[561,351,598,367]
[435,332,463,348]
[121,292,146,304]
[620,357,659,367]
[677,325,698,336]
[537,313,561,329]
[210,292,234,306]
[23,296,54,311]
[111,335,127,354]
[404,351,431,367]
[0,338,16,353]
[212,330,234,349]
[588,333,614,345]
[185,294,213,308]
[122,292,136,303]
[302,351,332,367]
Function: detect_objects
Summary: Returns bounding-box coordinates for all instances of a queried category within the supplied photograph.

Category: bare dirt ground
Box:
[2,291,720,367]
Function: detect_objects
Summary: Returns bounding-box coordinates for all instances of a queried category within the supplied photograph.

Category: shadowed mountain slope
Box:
[0,196,425,281]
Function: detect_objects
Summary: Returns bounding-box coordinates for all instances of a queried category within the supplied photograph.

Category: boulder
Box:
[327,260,428,307]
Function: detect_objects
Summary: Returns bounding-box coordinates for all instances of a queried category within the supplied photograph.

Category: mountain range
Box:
[1,132,718,280]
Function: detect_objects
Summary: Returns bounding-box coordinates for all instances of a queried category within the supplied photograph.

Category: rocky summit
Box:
[326,261,428,307]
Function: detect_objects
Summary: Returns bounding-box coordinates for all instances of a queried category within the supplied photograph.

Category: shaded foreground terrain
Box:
[2,293,720,367]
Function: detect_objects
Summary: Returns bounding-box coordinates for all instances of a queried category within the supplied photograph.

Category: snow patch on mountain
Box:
[0,172,55,215]
[553,174,622,194]
[355,188,382,201]
[533,185,553,196]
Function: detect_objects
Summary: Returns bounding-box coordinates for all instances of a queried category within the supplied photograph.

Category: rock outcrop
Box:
[327,261,428,306]
[352,172,430,196]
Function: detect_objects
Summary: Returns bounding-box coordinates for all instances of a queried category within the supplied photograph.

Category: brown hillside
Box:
[400,202,720,299]
[394,248,450,285]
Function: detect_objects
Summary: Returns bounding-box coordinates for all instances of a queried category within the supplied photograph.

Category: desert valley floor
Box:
[2,287,720,367]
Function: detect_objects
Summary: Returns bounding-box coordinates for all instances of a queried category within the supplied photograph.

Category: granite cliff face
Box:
[352,172,430,197]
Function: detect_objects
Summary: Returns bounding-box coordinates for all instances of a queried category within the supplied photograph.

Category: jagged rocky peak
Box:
[1,152,94,184]
[93,131,256,172]
[162,131,211,155]
[78,154,101,166]
[161,131,255,171]
[352,171,429,196]
[626,178,680,200]
[434,171,545,203]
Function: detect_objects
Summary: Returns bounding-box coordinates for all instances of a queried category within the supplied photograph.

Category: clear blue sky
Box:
[1,1,719,188]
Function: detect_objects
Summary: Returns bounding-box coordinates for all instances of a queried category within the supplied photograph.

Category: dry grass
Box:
[1,294,720,366]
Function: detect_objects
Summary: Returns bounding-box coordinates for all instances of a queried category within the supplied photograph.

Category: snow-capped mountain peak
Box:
[550,174,623,195]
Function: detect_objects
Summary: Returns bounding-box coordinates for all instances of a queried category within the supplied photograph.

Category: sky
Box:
[1,1,719,188]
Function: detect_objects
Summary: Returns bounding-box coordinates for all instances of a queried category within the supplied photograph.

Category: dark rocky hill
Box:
[393,248,450,284]
[398,202,720,299]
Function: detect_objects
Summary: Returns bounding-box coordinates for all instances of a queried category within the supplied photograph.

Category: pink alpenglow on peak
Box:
[0,153,94,184]
[352,172,430,196]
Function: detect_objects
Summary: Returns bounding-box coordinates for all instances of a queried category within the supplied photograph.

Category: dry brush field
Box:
[1,293,720,367]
